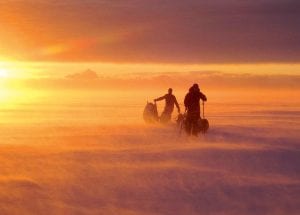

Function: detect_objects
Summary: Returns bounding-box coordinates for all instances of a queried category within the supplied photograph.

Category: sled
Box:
[143,102,159,123]
[177,101,209,135]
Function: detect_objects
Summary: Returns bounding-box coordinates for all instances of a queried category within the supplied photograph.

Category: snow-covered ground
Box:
[0,90,299,215]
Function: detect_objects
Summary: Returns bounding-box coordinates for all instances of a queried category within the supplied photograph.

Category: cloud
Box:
[1,0,299,63]
[65,69,99,80]
[18,70,300,91]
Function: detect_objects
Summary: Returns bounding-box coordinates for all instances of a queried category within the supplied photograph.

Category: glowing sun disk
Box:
[0,69,9,78]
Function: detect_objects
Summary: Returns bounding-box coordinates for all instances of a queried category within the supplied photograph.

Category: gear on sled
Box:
[177,101,209,135]
[143,101,174,124]
[143,102,159,123]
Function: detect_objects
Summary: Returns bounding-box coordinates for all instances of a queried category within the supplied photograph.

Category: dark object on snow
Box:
[177,114,209,136]
[198,118,209,133]
[178,99,209,136]
[177,112,209,135]
[143,102,159,123]
[183,84,208,135]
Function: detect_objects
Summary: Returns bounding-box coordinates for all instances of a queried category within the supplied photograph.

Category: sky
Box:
[0,0,299,63]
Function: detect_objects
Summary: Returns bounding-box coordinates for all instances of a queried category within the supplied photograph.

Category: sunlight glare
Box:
[0,69,9,78]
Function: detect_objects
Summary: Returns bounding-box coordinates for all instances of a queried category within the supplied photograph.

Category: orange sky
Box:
[0,1,299,63]
[0,0,299,92]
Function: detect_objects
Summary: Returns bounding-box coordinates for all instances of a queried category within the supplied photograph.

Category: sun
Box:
[0,69,9,78]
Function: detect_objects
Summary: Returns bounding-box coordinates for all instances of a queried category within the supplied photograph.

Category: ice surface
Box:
[0,90,299,215]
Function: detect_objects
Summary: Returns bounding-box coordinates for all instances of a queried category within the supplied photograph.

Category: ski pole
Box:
[202,101,205,119]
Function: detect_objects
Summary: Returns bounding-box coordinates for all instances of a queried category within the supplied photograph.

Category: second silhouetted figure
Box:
[154,88,180,123]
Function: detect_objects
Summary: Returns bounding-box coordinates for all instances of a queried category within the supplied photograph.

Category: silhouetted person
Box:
[184,84,207,135]
[154,88,180,123]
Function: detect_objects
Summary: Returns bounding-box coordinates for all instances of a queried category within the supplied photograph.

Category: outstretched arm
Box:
[174,97,180,113]
[200,92,207,102]
[154,95,166,102]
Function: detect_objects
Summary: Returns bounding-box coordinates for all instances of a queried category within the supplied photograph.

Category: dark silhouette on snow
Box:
[184,84,207,135]
[154,88,180,123]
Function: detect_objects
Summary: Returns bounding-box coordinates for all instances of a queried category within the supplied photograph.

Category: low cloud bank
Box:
[17,70,300,91]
